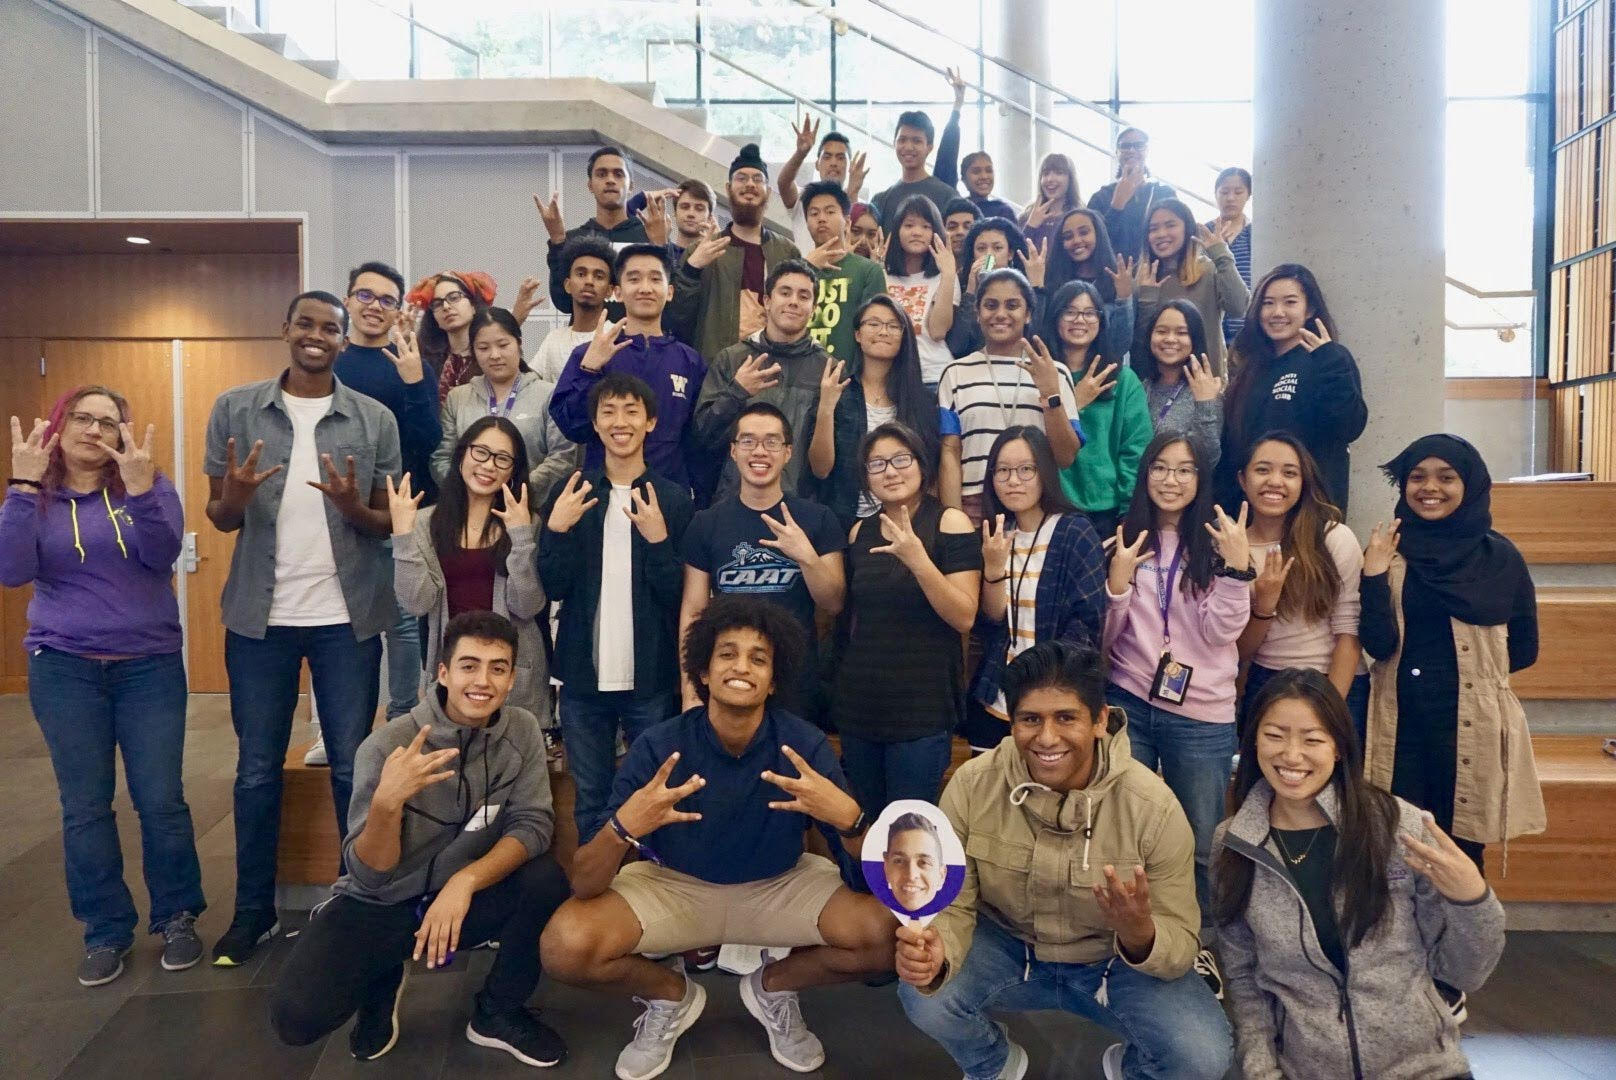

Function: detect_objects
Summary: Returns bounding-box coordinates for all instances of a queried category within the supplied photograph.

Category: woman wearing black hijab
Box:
[1357,434,1546,877]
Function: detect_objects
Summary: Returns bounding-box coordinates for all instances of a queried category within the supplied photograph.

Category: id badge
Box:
[1149,653,1193,704]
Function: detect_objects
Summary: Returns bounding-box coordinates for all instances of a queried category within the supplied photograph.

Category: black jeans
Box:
[271,853,569,1045]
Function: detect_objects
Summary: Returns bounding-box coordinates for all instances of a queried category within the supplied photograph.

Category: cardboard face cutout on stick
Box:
[861,800,967,926]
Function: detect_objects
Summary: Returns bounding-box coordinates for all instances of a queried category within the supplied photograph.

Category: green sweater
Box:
[806,253,887,361]
[1059,365,1153,514]
[669,226,801,362]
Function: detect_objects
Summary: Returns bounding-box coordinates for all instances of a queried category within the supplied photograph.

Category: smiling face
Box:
[804,193,846,247]
[472,321,521,388]
[618,254,672,321]
[1040,166,1069,203]
[588,153,630,212]
[1404,456,1465,521]
[432,278,475,333]
[58,392,123,473]
[865,434,923,505]
[765,271,816,340]
[731,410,790,492]
[728,167,769,220]
[1057,292,1101,352]
[1258,277,1310,351]
[345,271,399,344]
[1255,696,1339,809]
[565,255,612,314]
[1116,129,1149,172]
[1061,212,1097,264]
[944,211,976,256]
[853,302,904,362]
[592,393,656,461]
[977,278,1030,348]
[964,155,995,197]
[850,213,882,257]
[1149,305,1193,367]
[816,138,849,184]
[437,635,515,726]
[883,827,945,912]
[285,296,347,375]
[991,438,1041,517]
[702,627,775,710]
[459,426,516,498]
[1012,686,1106,792]
[894,124,931,172]
[1240,439,1302,521]
[1146,207,1187,261]
[1146,439,1198,517]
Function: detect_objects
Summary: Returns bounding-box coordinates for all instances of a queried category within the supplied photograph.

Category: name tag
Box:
[464,803,501,833]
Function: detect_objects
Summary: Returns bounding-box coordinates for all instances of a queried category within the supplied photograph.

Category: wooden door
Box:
[181,339,288,693]
[0,339,44,694]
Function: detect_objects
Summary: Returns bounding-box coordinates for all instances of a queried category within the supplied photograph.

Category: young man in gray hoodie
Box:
[270,611,570,1068]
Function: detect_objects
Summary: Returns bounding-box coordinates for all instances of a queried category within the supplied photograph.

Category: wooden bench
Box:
[1486,735,1616,902]
[1492,481,1616,564]
[1512,586,1616,699]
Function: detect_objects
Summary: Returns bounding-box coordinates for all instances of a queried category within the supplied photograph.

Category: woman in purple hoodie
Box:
[1,386,204,988]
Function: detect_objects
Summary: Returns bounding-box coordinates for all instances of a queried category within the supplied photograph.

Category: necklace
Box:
[1271,826,1322,867]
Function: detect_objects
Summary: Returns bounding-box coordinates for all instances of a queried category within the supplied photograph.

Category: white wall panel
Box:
[0,1,92,212]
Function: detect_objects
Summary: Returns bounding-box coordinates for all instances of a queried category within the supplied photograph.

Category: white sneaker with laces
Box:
[739,968,825,1073]
[1194,947,1224,999]
[1101,1041,1124,1079]
[303,728,327,767]
[614,977,706,1080]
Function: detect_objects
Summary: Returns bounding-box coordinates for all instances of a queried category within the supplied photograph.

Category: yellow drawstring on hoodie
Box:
[67,489,129,563]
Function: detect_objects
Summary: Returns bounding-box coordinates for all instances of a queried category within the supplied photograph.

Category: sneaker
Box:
[615,977,706,1080]
[1101,1041,1124,1080]
[350,965,407,1060]
[303,732,328,766]
[1436,982,1469,1025]
[992,1022,1028,1080]
[738,968,825,1074]
[210,910,279,967]
[716,943,771,976]
[680,946,720,972]
[466,1001,567,1068]
[1194,947,1224,1000]
[159,912,204,972]
[77,944,131,987]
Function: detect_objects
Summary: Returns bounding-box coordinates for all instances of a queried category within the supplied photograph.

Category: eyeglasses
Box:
[734,434,788,452]
[350,288,401,311]
[866,453,916,475]
[858,319,904,334]
[66,411,121,437]
[993,464,1038,482]
[466,444,515,470]
[1061,309,1101,323]
[429,290,468,311]
[1148,463,1198,482]
[1118,141,1148,152]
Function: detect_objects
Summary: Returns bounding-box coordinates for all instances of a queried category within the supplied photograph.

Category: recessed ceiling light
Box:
[125,235,151,245]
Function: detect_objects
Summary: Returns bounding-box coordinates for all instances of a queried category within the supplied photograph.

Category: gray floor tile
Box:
[0,994,128,1080]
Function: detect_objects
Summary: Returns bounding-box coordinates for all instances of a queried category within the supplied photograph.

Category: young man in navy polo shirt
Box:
[540,595,895,1080]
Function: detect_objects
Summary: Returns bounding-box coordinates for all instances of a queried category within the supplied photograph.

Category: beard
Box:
[729,199,764,228]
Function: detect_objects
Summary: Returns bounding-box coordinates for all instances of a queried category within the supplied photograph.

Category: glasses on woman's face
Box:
[1148,463,1197,482]
[1061,307,1100,324]
[430,290,469,311]
[66,411,121,437]
[993,463,1038,483]
[866,453,916,475]
[466,443,515,470]
[858,318,904,334]
[349,288,401,311]
[734,434,787,453]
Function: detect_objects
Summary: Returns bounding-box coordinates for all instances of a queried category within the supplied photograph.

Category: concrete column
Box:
[1253,0,1445,533]
[984,0,1053,202]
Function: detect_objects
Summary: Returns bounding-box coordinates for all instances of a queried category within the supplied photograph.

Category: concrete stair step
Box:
[295,58,347,80]
[178,0,257,32]
[614,81,659,103]
[242,31,312,62]
[671,105,709,128]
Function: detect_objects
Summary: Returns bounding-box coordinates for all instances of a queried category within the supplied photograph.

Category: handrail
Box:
[352,0,482,76]
[1445,275,1536,300]
[644,39,894,149]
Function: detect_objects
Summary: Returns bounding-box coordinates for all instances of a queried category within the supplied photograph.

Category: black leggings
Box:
[271,853,569,1045]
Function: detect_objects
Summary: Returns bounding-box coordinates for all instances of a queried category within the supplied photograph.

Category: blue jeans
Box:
[560,686,677,842]
[1105,685,1236,926]
[383,609,422,719]
[838,730,954,816]
[900,917,1231,1080]
[28,648,204,949]
[225,625,382,914]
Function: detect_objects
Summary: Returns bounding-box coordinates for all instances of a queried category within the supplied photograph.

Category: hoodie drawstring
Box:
[1022,940,1031,982]
[1009,781,1049,807]
[1082,794,1093,872]
[67,490,129,563]
[1095,955,1116,1008]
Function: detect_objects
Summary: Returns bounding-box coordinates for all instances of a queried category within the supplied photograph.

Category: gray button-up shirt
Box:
[204,373,401,641]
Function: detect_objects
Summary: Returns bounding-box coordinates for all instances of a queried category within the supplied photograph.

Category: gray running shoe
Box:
[78,944,131,987]
[614,977,706,1080]
[160,913,204,971]
[739,968,825,1073]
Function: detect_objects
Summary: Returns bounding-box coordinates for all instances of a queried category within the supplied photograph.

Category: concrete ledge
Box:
[1503,901,1616,932]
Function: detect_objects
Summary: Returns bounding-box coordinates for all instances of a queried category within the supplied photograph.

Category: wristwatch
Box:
[1045,394,1062,411]
[837,809,869,838]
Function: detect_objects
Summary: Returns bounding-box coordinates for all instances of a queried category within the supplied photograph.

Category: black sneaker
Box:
[1194,947,1224,1000]
[350,965,407,1060]
[160,912,204,972]
[77,944,131,987]
[1436,981,1469,1025]
[466,1002,567,1068]
[210,910,279,967]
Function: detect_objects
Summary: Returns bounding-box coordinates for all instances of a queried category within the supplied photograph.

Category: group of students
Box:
[0,83,1546,1080]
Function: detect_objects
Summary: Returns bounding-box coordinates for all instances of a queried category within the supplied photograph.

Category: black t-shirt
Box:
[682,493,847,640]
[1271,824,1346,974]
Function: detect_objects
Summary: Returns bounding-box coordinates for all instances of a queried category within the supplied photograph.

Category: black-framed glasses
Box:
[866,453,916,475]
[350,288,401,311]
[466,444,515,470]
[66,411,120,437]
[429,290,468,311]
[734,434,788,452]
[1060,308,1101,323]
[1148,463,1197,482]
[858,318,904,334]
[993,464,1038,483]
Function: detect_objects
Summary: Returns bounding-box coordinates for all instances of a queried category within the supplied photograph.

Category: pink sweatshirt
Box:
[1103,528,1251,723]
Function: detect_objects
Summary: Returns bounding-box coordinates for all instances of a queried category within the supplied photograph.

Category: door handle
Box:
[181,531,200,574]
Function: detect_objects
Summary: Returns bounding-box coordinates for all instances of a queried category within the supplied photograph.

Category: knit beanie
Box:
[729,143,769,180]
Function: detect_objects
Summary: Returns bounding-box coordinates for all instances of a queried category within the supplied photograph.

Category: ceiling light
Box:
[125,235,151,245]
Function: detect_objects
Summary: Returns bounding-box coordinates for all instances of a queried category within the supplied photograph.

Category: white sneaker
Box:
[615,977,706,1080]
[303,732,328,767]
[739,968,825,1073]
[717,943,772,975]
[1101,1041,1124,1080]
[991,1021,1028,1080]
[1194,947,1223,999]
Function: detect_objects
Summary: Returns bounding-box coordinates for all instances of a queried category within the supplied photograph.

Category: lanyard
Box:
[1154,541,1185,651]
[487,383,519,417]
[983,354,1030,432]
[1153,379,1187,422]
[1005,514,1050,655]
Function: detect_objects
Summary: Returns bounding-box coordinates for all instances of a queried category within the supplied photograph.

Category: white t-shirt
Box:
[886,271,958,384]
[593,482,636,691]
[268,393,349,626]
[535,324,598,383]
[855,401,898,520]
[789,199,815,256]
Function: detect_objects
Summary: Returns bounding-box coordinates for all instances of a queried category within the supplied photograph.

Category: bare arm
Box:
[350,801,406,874]
[926,274,958,341]
[808,398,838,479]
[204,475,245,533]
[1042,402,1079,467]
[568,822,633,900]
[1326,634,1361,699]
[446,834,530,893]
[799,549,845,617]
[939,436,963,509]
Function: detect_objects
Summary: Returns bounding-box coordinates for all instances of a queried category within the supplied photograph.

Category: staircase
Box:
[177,0,347,80]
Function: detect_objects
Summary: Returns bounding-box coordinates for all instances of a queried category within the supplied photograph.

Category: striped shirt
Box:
[938,352,1081,497]
[1207,219,1252,343]
[987,513,1061,720]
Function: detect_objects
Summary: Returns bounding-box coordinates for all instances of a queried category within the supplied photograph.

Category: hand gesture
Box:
[966,253,991,296]
[761,745,861,829]
[1252,546,1296,616]
[847,151,868,197]
[867,227,890,265]
[372,726,458,815]
[511,276,546,324]
[1213,216,1243,244]
[980,514,1012,580]
[792,113,820,158]
[895,923,945,987]
[1194,221,1222,252]
[579,317,631,374]
[414,872,473,970]
[1204,501,1253,574]
[1113,161,1145,205]
[738,290,766,341]
[871,503,927,568]
[734,351,782,396]
[1296,318,1332,352]
[930,233,957,285]
[805,228,848,272]
[309,453,364,516]
[759,501,818,565]
[1399,814,1489,903]
[534,191,566,245]
[638,192,670,247]
[1022,236,1049,289]
[1106,525,1150,595]
[1072,357,1119,411]
[1106,255,1136,300]
[944,66,967,109]
[1091,864,1156,955]
[545,472,598,535]
[1023,198,1057,230]
[1363,518,1401,577]
[1133,257,1161,290]
[384,321,426,385]
[1018,336,1064,400]
[97,422,156,498]
[386,472,424,536]
[817,358,851,411]
[1185,354,1221,402]
[614,751,705,838]
[624,482,667,543]
[492,481,532,530]
[9,416,57,484]
[687,230,732,271]
[220,437,284,510]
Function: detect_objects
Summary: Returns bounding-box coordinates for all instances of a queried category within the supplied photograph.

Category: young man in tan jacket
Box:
[893,641,1231,1080]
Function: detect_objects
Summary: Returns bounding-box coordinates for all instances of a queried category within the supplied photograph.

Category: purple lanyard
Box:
[1154,542,1185,650]
[1154,381,1187,423]
[487,385,518,417]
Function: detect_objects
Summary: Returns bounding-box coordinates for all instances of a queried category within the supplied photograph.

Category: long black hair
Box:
[1045,208,1120,302]
[957,216,1027,290]
[981,425,1077,524]
[1213,668,1400,949]
[1226,264,1338,443]
[429,416,531,567]
[1133,298,1208,384]
[1041,280,1108,373]
[884,194,945,278]
[468,306,530,374]
[1118,430,1219,592]
[848,294,940,470]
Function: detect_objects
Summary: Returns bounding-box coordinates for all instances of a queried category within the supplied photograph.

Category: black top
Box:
[831,496,982,741]
[1270,824,1346,974]
[682,494,845,638]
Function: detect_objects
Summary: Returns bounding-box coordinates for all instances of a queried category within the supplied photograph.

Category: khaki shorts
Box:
[610,854,845,957]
